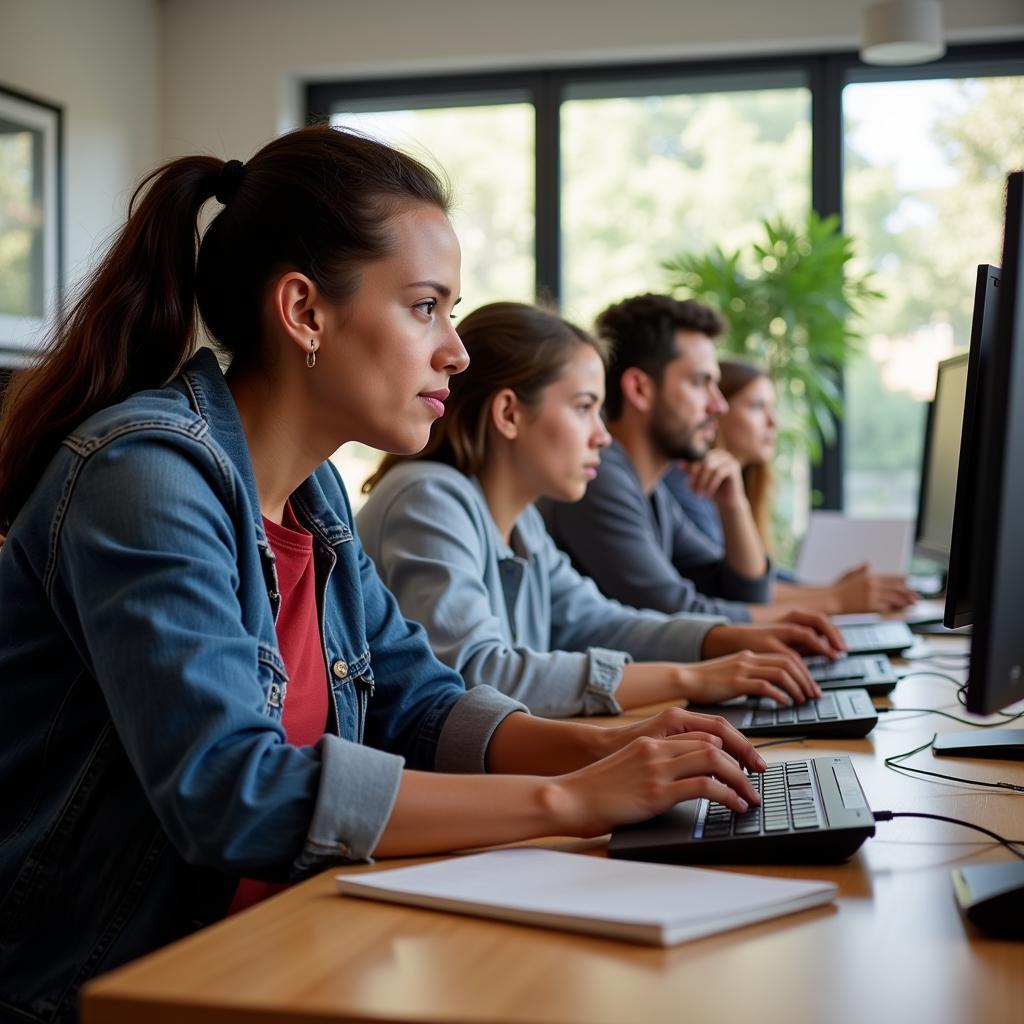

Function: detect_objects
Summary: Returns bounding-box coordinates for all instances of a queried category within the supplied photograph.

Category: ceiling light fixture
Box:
[861,0,946,66]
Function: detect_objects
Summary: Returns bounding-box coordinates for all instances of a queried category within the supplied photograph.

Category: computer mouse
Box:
[952,862,1024,939]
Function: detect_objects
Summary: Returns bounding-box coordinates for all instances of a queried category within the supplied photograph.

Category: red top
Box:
[228,501,328,914]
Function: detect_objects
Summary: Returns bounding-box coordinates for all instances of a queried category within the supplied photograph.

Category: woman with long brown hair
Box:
[359,302,826,718]
[0,128,764,1020]
[663,358,916,613]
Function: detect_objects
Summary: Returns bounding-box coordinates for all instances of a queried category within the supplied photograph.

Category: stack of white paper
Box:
[336,847,836,947]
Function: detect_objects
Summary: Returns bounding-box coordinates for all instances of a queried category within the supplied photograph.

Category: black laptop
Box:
[608,755,876,864]
[687,687,878,739]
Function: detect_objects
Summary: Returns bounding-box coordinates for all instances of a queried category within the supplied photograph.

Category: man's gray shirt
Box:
[538,440,772,622]
[356,462,725,718]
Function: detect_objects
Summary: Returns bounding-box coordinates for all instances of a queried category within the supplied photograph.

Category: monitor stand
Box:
[909,620,972,637]
[952,862,1024,939]
[932,729,1024,759]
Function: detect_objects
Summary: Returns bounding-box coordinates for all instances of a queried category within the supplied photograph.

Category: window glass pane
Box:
[327,104,535,505]
[561,87,811,326]
[329,105,535,309]
[0,122,44,317]
[843,75,1024,518]
[561,86,812,558]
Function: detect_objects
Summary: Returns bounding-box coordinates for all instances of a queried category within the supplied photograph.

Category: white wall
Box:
[1,0,1020,296]
[160,0,1024,161]
[1,0,161,295]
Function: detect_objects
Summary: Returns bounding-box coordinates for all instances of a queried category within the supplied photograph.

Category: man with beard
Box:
[539,293,779,623]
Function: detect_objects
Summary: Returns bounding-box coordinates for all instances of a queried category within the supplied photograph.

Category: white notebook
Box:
[336,848,837,947]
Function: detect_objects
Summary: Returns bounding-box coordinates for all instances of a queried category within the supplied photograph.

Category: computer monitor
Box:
[938,171,1024,757]
[914,351,969,564]
[942,265,1001,630]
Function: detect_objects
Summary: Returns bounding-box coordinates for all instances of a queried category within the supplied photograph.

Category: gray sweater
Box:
[539,440,773,622]
[356,462,725,718]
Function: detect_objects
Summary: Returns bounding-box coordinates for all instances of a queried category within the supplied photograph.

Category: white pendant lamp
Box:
[861,0,946,66]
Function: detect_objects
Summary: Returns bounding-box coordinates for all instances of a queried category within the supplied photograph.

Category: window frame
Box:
[307,40,1024,510]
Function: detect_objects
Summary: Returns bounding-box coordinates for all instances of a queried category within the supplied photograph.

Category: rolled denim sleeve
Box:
[434,686,528,773]
[582,648,629,715]
[292,735,404,870]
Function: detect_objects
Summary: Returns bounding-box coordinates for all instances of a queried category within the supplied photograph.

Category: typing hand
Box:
[702,612,844,670]
[830,563,917,612]
[553,708,764,837]
[679,650,821,704]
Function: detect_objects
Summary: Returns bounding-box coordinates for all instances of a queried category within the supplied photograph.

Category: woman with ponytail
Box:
[0,128,763,1021]
[358,302,823,719]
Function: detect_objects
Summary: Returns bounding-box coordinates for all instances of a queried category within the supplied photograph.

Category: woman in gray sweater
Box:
[358,303,834,718]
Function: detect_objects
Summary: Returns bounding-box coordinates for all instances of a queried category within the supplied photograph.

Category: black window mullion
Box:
[533,74,561,306]
[810,54,846,511]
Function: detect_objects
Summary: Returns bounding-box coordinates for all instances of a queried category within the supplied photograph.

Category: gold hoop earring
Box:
[306,339,318,368]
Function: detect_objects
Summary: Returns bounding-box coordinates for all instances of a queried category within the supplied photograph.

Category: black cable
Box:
[878,705,1024,728]
[873,810,1024,859]
[752,736,809,748]
[883,733,1024,793]
[895,669,969,686]
[878,669,1024,725]
[900,651,971,662]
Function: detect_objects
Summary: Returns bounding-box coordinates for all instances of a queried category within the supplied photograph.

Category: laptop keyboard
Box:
[696,760,825,839]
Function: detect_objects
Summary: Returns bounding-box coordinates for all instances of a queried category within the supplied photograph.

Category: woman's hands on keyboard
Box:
[677,650,822,704]
[703,609,845,663]
[552,708,765,835]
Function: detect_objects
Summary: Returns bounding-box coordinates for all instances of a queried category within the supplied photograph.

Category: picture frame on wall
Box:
[0,83,62,368]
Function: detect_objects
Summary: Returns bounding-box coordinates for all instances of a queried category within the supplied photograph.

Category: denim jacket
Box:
[0,349,523,1023]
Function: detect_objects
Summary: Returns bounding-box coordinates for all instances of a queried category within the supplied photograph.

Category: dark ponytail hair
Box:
[0,126,450,530]
[364,301,606,492]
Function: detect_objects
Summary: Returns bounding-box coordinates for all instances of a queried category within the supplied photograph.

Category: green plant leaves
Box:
[664,211,883,463]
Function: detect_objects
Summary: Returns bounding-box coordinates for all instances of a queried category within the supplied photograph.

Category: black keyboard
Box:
[839,620,914,655]
[805,653,898,695]
[608,755,876,864]
[688,687,878,738]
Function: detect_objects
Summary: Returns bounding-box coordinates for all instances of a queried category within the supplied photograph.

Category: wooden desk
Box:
[82,639,1024,1024]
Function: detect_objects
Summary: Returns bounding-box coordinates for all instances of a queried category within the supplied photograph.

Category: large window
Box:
[308,44,1024,522]
[842,74,1024,517]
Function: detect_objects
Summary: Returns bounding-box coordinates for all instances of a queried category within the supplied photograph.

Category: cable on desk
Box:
[883,670,1024,725]
[752,736,809,749]
[872,810,1024,859]
[878,705,1024,728]
[882,733,1024,794]
[894,669,965,685]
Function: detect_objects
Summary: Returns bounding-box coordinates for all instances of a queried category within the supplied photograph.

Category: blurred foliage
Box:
[0,130,39,317]
[560,89,811,327]
[665,212,883,464]
[841,75,1024,514]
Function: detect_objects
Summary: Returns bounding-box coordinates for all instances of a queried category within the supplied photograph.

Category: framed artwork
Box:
[0,83,62,367]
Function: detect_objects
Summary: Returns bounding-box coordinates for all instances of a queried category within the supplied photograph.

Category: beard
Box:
[649,396,715,462]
